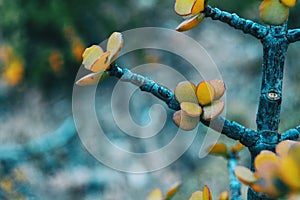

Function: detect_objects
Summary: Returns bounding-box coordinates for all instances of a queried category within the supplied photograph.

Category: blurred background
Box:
[1,0,300,199]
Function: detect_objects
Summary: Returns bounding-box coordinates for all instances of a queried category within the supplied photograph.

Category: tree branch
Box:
[201,117,259,147]
[204,6,267,39]
[0,117,76,162]
[286,29,300,43]
[227,152,242,200]
[279,126,300,141]
[110,64,258,146]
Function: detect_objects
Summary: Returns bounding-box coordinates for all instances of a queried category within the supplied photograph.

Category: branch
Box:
[110,65,180,110]
[0,117,76,162]
[204,6,267,39]
[286,29,300,43]
[279,126,300,141]
[110,64,258,146]
[227,153,242,200]
[201,117,259,147]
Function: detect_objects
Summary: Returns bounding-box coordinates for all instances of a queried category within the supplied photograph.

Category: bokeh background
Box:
[1,0,300,199]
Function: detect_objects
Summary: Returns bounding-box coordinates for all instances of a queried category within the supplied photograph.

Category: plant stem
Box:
[204,6,267,39]
[247,24,289,200]
[227,153,242,200]
[110,64,258,146]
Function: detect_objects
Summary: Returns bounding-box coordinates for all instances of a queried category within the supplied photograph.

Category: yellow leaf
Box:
[231,142,244,153]
[286,142,300,164]
[82,45,104,70]
[174,0,196,16]
[189,191,203,200]
[279,156,300,189]
[89,51,111,73]
[207,143,228,157]
[254,150,278,172]
[280,0,296,7]
[0,178,13,192]
[76,71,108,86]
[165,182,182,200]
[174,81,198,104]
[107,32,123,63]
[234,166,258,185]
[176,13,205,32]
[196,81,215,105]
[203,185,212,200]
[2,60,24,86]
[218,191,229,200]
[191,0,205,15]
[147,188,163,200]
[201,100,224,121]
[276,140,297,157]
[259,0,289,25]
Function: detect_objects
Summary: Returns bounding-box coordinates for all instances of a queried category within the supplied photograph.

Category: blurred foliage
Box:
[0,0,173,95]
[0,0,270,95]
[1,0,299,96]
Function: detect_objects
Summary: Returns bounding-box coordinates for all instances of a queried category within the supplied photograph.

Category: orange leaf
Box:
[209,79,226,100]
[82,45,104,69]
[253,161,282,197]
[89,51,111,73]
[165,182,182,200]
[201,100,224,121]
[191,0,205,15]
[2,60,24,86]
[181,102,202,117]
[276,140,297,157]
[107,32,123,62]
[218,191,229,200]
[174,0,196,16]
[279,156,300,189]
[286,142,300,164]
[254,150,278,172]
[207,143,228,157]
[251,181,265,193]
[176,13,205,32]
[280,0,296,7]
[196,81,215,105]
[147,188,164,200]
[234,166,258,185]
[76,71,108,86]
[189,191,203,200]
[231,142,244,153]
[172,110,199,131]
[203,185,212,200]
[0,178,13,192]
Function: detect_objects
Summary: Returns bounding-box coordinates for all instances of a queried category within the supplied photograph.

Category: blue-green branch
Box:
[110,64,258,146]
[287,29,300,43]
[279,126,300,141]
[228,152,242,200]
[204,6,267,39]
[0,117,76,162]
